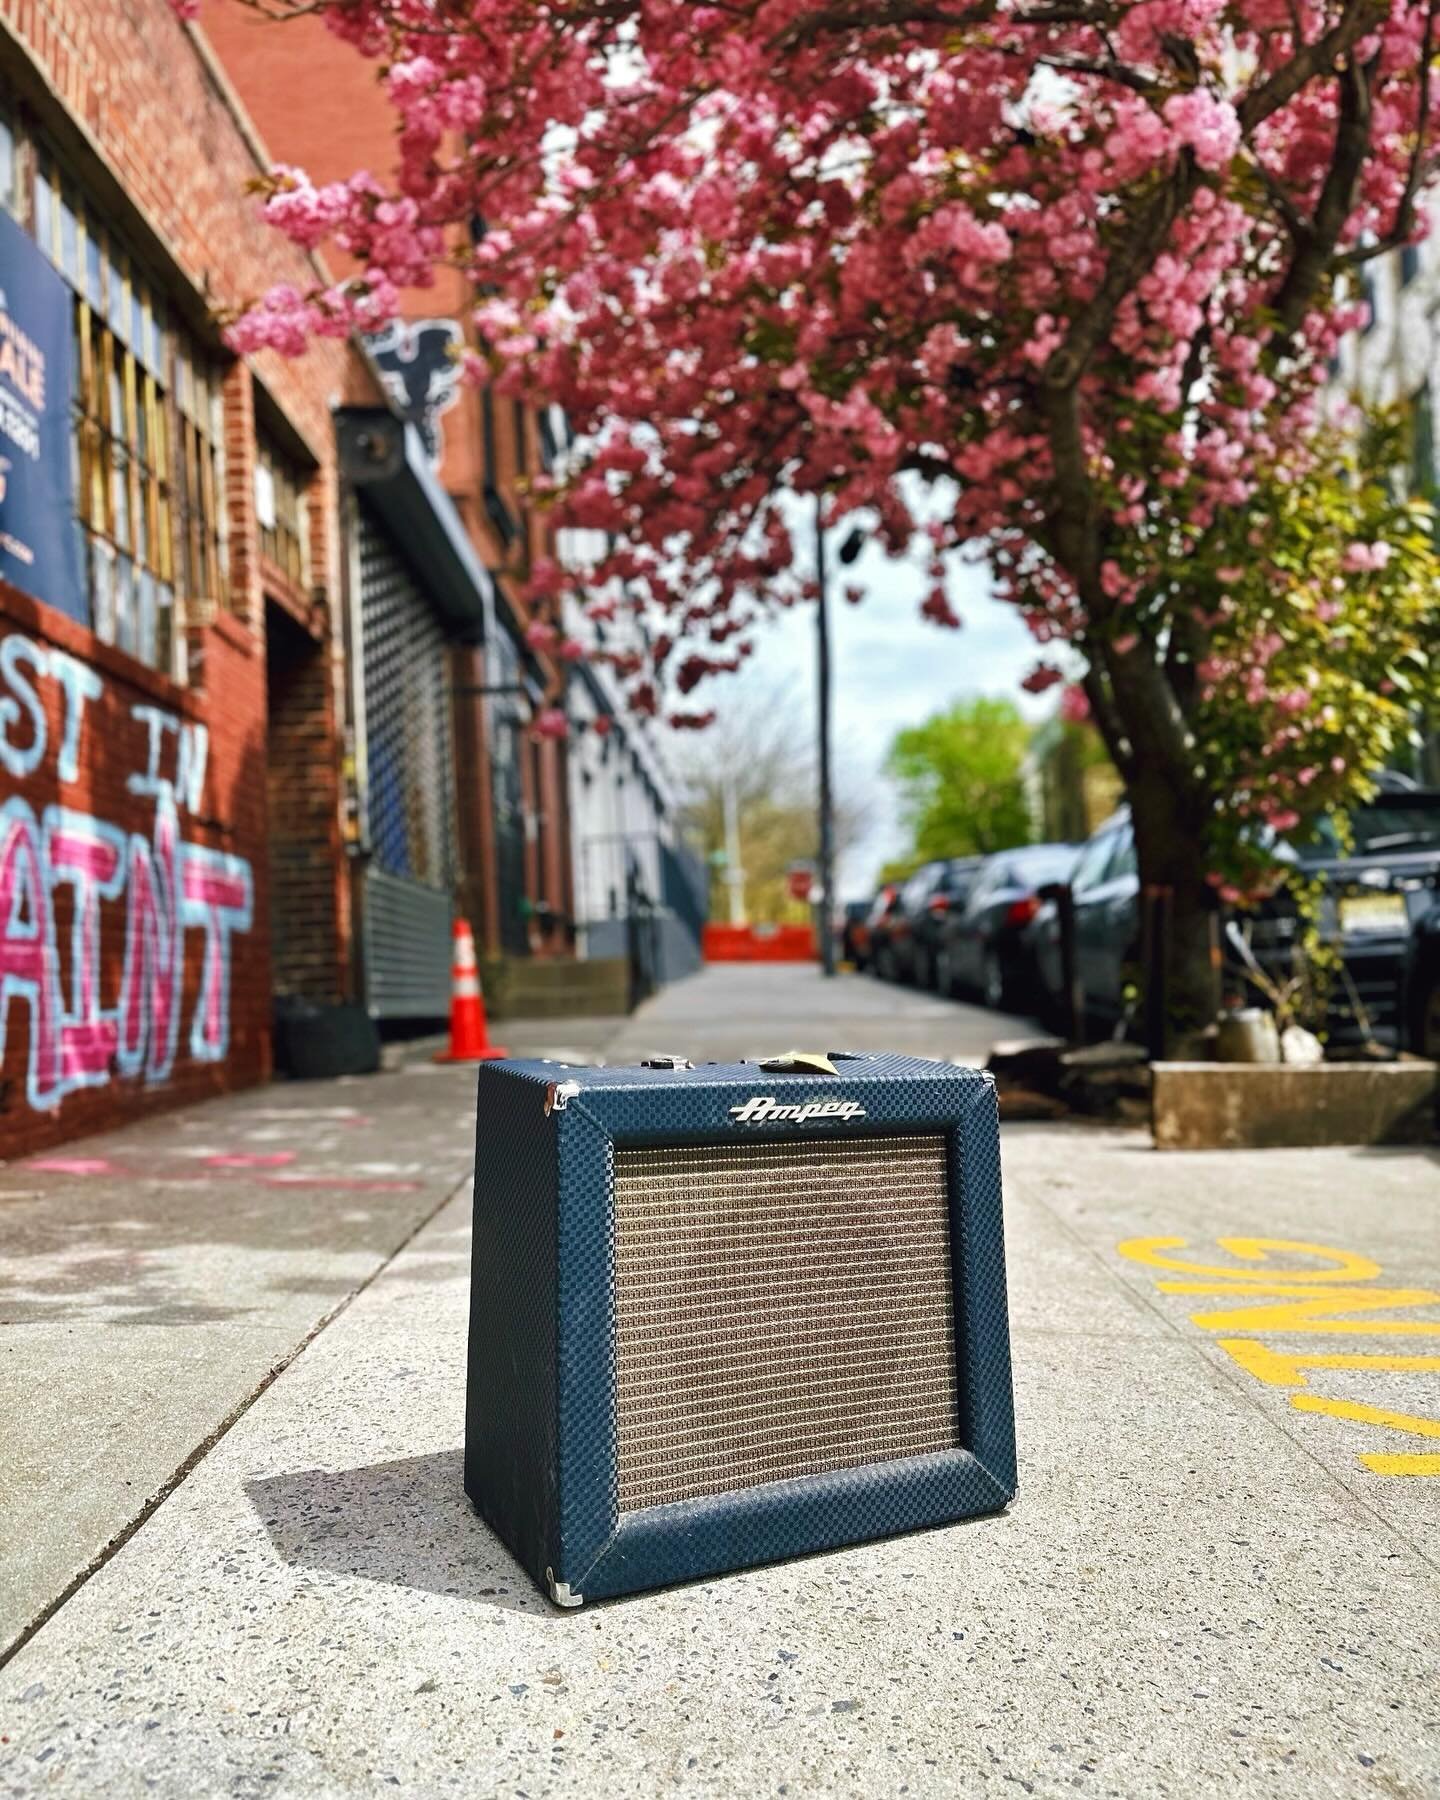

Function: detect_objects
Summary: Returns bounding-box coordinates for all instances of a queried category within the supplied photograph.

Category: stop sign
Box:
[787,863,814,902]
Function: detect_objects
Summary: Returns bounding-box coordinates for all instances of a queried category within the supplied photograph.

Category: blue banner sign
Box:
[0,207,83,619]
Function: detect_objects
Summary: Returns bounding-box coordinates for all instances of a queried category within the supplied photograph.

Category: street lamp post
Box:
[814,499,864,979]
[815,496,836,977]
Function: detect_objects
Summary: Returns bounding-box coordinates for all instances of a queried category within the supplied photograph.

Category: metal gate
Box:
[358,509,457,1017]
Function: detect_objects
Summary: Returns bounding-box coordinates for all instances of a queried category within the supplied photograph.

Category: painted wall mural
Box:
[0,630,254,1114]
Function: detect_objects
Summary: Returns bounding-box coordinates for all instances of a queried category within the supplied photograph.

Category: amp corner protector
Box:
[545,1568,584,1608]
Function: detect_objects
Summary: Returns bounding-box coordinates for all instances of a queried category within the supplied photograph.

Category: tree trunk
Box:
[1126,768,1221,1058]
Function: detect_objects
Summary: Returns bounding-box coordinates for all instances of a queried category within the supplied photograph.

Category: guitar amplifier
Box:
[464,1053,1016,1605]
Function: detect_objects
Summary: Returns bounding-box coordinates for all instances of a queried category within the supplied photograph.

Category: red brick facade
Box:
[0,0,361,1154]
[204,5,579,963]
[1,582,271,1152]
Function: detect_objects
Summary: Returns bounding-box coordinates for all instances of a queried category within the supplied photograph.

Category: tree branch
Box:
[1080,665,1135,778]
[1038,162,1197,598]
[1237,0,1388,134]
[1339,0,1437,267]
[1271,52,1374,336]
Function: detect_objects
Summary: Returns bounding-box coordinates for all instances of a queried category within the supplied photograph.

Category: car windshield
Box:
[1008,845,1078,887]
[1295,804,1440,864]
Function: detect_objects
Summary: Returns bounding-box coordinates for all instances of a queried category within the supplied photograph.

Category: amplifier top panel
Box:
[485,1050,990,1092]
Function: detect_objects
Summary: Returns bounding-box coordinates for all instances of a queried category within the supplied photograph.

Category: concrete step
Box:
[482,955,631,1020]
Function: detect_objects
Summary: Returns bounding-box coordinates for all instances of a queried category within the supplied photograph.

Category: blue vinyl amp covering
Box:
[465,1054,1017,1606]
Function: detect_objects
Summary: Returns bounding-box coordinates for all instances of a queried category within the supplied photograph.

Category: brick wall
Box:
[264,601,349,1004]
[0,582,270,1156]
[203,6,579,961]
[0,0,360,1151]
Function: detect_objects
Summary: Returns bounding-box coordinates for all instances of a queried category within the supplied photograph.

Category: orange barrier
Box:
[703,923,817,963]
[435,918,509,1061]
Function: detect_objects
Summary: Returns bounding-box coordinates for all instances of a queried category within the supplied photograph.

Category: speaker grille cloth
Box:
[612,1134,959,1512]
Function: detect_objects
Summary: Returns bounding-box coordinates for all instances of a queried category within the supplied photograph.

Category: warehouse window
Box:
[7,107,231,677]
[256,432,311,594]
[173,341,229,630]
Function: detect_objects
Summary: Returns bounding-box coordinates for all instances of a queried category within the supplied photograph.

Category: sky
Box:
[690,536,1057,898]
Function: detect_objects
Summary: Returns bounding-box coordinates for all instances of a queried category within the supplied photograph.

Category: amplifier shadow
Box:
[244,1450,546,1615]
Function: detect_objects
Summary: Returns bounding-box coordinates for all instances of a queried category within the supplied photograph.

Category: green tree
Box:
[1146,417,1440,903]
[885,700,1033,865]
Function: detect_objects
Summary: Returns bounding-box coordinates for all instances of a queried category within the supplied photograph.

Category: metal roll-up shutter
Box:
[486,626,532,957]
[358,508,457,1018]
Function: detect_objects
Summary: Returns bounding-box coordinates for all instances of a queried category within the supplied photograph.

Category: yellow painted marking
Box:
[1360,1453,1440,1476]
[1162,1281,1389,1297]
[1173,1286,1440,1335]
[1118,1236,1381,1283]
[1121,1233,1440,1474]
[1290,1393,1440,1439]
[1216,1340,1440,1387]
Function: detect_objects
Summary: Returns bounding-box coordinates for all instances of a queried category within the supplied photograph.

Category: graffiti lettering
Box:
[0,630,253,1114]
[128,703,208,813]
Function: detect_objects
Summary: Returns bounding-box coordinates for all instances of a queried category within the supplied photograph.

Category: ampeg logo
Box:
[729,1095,867,1126]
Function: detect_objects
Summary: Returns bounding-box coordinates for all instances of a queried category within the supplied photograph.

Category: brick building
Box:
[204,5,702,1015]
[0,0,388,1154]
[205,8,577,984]
[0,0,703,1156]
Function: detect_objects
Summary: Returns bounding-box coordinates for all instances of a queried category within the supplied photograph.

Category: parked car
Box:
[1031,786,1440,1046]
[840,898,880,969]
[855,884,902,974]
[1403,894,1440,1059]
[937,842,1080,1008]
[1030,811,1139,1028]
[873,857,984,986]
[1251,784,1440,1047]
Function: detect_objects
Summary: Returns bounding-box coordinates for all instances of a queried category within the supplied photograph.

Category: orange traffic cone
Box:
[434,918,509,1062]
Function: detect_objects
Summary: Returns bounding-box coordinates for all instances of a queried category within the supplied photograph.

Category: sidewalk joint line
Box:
[0,1167,474,1673]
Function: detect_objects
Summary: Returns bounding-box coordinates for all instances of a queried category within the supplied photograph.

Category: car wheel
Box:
[981,947,1005,1010]
[876,945,896,982]
[934,947,955,998]
[914,944,933,990]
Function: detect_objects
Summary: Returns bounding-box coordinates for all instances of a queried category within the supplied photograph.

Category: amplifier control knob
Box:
[640,1054,693,1070]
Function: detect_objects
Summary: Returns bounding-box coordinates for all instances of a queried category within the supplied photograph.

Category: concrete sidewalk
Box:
[0,1059,481,1661]
[1,969,1437,1796]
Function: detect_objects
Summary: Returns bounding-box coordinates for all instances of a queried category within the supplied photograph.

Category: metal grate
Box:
[358,508,456,892]
[612,1134,960,1513]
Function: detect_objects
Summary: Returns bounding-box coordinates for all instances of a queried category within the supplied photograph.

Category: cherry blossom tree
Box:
[215,0,1440,1044]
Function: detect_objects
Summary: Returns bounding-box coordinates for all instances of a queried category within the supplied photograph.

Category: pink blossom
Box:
[524,620,559,652]
[1342,541,1393,572]
[1162,92,1241,174]
[223,0,1433,813]
[920,586,962,629]
[532,707,569,741]
[1059,684,1091,724]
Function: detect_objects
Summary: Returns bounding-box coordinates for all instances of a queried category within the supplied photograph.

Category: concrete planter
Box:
[1151,1058,1439,1151]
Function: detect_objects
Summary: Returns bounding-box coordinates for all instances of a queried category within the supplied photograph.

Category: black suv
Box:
[1253,786,1440,1048]
[1030,786,1440,1048]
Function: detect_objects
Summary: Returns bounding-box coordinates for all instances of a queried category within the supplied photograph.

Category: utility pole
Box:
[721,771,747,925]
[816,495,836,977]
